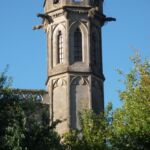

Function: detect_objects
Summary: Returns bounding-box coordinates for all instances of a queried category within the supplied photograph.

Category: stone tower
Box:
[41,0,105,134]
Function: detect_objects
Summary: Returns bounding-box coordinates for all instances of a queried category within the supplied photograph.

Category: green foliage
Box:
[0,69,24,150]
[63,53,150,150]
[23,123,62,150]
[0,65,12,89]
[63,108,113,150]
[0,53,149,150]
[112,53,150,150]
[0,70,62,150]
[0,95,25,150]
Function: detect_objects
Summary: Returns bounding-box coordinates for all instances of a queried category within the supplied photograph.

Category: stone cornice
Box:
[45,71,105,85]
[45,5,92,14]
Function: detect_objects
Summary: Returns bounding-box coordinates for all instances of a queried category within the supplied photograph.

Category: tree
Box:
[0,65,12,89]
[0,68,25,150]
[1,52,149,150]
[23,122,63,150]
[111,53,150,150]
[0,69,63,150]
[63,53,150,150]
[63,103,113,150]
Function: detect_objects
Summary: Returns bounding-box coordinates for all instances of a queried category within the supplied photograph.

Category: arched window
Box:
[92,33,96,65]
[57,31,64,64]
[74,28,82,62]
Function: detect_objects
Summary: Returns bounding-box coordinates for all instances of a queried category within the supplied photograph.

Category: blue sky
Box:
[0,0,150,108]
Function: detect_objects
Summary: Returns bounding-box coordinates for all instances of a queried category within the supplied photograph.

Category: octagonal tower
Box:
[43,0,105,134]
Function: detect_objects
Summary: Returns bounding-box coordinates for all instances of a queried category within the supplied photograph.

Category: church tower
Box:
[41,0,105,134]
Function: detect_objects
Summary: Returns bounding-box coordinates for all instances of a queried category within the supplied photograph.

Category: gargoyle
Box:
[104,17,116,22]
[32,24,44,30]
[37,13,53,24]
[32,13,53,30]
[101,15,116,26]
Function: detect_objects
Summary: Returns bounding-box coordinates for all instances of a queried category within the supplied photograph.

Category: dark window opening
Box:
[57,31,64,64]
[74,28,82,62]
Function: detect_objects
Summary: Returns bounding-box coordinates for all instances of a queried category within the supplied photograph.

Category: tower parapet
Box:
[44,0,103,14]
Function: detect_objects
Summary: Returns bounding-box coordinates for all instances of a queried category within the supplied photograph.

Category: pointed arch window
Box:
[57,31,64,64]
[92,33,96,65]
[74,28,82,62]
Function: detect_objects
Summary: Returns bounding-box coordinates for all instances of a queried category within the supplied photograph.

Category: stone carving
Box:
[88,7,99,18]
[53,11,65,18]
[71,76,89,86]
[69,21,88,31]
[37,13,53,24]
[32,24,44,30]
[52,22,66,31]
[53,78,67,89]
[33,13,53,31]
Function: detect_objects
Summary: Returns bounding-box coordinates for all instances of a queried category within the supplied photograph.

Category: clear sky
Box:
[0,0,150,108]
